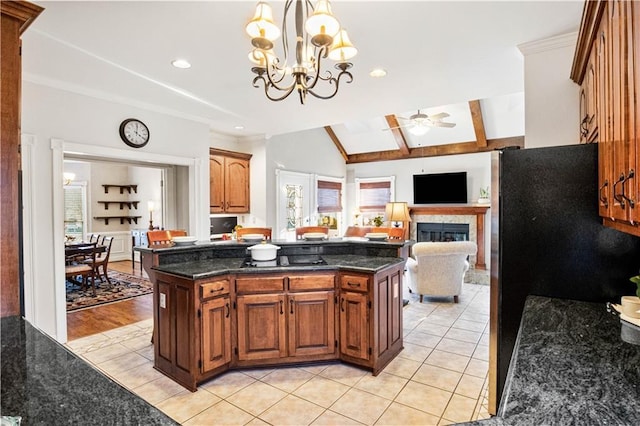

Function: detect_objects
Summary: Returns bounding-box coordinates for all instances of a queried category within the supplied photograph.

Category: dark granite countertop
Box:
[1,316,177,425]
[153,254,405,280]
[497,295,640,425]
[135,237,408,253]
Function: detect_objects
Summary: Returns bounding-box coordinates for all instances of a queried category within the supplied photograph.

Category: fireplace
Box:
[417,222,470,242]
[409,205,489,273]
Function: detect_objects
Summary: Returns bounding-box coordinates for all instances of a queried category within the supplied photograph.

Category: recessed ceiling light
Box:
[369,68,387,78]
[234,125,245,130]
[171,59,191,69]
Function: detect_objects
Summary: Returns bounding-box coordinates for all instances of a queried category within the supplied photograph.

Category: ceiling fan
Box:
[386,110,456,136]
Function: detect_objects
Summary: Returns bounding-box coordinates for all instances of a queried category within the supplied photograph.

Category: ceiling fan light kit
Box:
[245,0,357,104]
[409,125,430,136]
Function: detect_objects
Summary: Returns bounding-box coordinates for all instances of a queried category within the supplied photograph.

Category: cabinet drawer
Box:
[200,279,230,300]
[340,274,369,292]
[289,274,335,291]
[236,276,285,293]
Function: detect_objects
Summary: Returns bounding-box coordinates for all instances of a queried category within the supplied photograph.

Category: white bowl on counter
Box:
[172,236,198,246]
[247,243,280,261]
[241,233,265,242]
[365,233,389,241]
[303,232,327,241]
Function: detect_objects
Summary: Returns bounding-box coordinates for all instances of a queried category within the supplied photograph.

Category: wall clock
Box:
[119,118,150,148]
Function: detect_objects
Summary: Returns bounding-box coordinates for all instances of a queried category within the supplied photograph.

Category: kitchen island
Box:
[136,238,409,391]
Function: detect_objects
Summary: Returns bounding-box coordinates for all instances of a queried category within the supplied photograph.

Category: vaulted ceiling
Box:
[22,1,583,159]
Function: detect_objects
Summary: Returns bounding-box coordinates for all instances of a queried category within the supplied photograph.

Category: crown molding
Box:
[518,32,578,56]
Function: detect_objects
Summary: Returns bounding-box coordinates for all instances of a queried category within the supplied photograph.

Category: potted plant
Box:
[629,274,640,298]
[478,187,490,204]
[371,216,384,227]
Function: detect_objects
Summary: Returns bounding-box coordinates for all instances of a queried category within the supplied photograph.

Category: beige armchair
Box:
[406,241,477,303]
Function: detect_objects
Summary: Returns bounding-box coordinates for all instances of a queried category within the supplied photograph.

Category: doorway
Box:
[20,137,200,344]
[275,169,314,240]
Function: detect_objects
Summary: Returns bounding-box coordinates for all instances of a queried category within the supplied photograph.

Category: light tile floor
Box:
[66,283,491,425]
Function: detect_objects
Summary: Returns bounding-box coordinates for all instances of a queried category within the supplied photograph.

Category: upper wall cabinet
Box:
[571,0,640,236]
[209,148,252,214]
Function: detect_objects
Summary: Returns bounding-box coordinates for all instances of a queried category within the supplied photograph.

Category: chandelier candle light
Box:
[245,0,357,104]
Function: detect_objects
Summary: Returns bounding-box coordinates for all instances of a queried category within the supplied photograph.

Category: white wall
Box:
[519,33,580,148]
[21,82,211,341]
[265,128,347,228]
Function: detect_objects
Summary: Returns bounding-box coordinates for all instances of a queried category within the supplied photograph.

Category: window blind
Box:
[358,181,391,211]
[317,180,342,213]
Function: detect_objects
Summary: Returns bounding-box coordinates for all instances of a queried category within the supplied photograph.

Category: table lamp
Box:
[385,202,411,228]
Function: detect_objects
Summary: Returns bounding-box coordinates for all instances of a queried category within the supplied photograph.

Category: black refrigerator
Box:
[490,143,640,409]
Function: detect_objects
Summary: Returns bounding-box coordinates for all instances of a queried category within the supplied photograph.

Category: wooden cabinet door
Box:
[579,49,598,144]
[288,291,336,357]
[237,293,287,361]
[609,0,633,221]
[374,270,402,359]
[627,0,640,224]
[201,296,231,372]
[209,155,225,213]
[597,13,613,218]
[586,50,598,143]
[225,157,250,213]
[154,275,194,387]
[339,291,369,361]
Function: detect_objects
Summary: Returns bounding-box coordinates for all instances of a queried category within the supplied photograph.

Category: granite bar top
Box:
[497,295,640,425]
[1,316,177,425]
[135,237,408,254]
[153,254,405,280]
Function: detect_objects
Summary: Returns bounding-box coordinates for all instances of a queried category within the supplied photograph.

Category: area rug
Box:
[66,270,153,312]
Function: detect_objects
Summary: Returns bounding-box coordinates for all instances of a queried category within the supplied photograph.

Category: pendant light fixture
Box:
[245,0,357,104]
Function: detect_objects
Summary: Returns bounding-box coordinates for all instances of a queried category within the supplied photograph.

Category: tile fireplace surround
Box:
[409,205,490,285]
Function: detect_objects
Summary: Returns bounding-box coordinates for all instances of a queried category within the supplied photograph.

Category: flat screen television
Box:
[413,172,468,204]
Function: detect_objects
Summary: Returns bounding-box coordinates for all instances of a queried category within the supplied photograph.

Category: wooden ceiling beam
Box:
[469,100,487,147]
[324,126,349,162]
[345,136,524,164]
[384,115,411,156]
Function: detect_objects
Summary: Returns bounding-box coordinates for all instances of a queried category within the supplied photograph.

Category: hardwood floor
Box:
[66,260,153,341]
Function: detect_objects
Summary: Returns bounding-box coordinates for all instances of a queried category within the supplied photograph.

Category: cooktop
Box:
[242,255,327,268]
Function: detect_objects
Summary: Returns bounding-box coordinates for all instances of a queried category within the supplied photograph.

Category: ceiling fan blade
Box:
[431,121,456,128]
[428,112,449,120]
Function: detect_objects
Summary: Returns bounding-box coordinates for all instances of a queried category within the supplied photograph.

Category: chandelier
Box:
[245,0,357,104]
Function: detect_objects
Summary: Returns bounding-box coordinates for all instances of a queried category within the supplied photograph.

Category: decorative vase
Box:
[477,197,490,204]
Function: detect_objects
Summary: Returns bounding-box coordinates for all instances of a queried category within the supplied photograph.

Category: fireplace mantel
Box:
[409,204,490,269]
[409,205,489,215]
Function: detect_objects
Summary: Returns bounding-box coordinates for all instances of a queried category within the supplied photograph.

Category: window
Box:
[315,176,344,232]
[355,176,395,212]
[64,184,87,240]
[317,180,342,213]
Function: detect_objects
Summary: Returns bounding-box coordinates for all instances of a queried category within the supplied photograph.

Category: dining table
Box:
[64,241,107,260]
[64,241,106,259]
[64,241,106,290]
